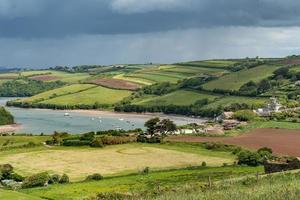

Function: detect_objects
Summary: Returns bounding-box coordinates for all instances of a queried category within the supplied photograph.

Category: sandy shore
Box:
[67,110,207,125]
[0,124,21,133]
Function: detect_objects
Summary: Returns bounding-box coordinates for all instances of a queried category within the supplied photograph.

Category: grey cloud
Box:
[1,27,300,68]
[0,0,300,38]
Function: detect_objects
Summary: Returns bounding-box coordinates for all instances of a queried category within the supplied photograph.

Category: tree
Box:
[258,79,271,93]
[157,119,177,136]
[144,117,160,136]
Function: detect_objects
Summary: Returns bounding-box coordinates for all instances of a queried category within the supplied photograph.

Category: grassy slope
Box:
[0,190,42,200]
[22,166,261,200]
[21,84,96,103]
[0,136,50,148]
[134,90,220,106]
[40,86,132,105]
[153,170,300,200]
[202,64,281,91]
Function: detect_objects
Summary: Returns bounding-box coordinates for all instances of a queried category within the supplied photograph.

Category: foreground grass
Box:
[153,170,300,200]
[22,166,262,200]
[0,189,42,200]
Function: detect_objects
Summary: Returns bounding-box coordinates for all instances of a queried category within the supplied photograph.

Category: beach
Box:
[0,124,21,133]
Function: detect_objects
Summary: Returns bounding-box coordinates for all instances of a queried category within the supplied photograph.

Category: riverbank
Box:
[0,124,21,133]
[67,109,207,124]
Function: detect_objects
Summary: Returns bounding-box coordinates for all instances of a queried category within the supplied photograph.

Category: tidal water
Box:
[0,98,205,134]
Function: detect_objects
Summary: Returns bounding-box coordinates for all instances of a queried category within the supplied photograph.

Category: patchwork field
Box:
[40,86,132,105]
[90,77,141,90]
[177,60,237,68]
[202,95,268,109]
[0,143,234,181]
[21,84,96,103]
[134,90,220,106]
[202,64,281,91]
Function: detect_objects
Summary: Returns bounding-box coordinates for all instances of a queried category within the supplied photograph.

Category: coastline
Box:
[67,109,208,124]
[0,124,21,133]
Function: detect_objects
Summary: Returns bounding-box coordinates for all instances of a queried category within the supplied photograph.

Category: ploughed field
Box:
[168,128,300,157]
[89,77,141,90]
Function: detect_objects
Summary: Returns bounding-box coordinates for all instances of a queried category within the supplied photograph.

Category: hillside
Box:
[3,56,300,117]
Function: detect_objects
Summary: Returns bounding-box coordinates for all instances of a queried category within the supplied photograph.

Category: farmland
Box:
[202,64,281,91]
[0,143,234,181]
[40,86,132,106]
[134,90,220,106]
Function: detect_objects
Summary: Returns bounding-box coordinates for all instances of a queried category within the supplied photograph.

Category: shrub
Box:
[59,174,69,184]
[62,139,91,146]
[237,150,261,166]
[141,167,150,175]
[49,174,61,184]
[21,172,50,188]
[80,132,95,141]
[8,173,24,182]
[85,173,103,181]
[233,110,257,121]
[0,164,13,179]
[201,161,207,167]
[90,138,104,148]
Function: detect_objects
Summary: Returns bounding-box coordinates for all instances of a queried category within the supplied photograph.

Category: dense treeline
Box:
[0,79,65,97]
[0,107,14,125]
[115,100,263,118]
[6,101,110,110]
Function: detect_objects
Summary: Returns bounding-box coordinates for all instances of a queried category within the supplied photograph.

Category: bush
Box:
[85,173,103,181]
[201,161,207,167]
[233,110,257,121]
[21,172,50,188]
[8,173,24,182]
[49,174,61,184]
[90,138,104,148]
[0,164,14,179]
[141,167,150,175]
[59,174,69,184]
[237,150,261,166]
[62,139,91,146]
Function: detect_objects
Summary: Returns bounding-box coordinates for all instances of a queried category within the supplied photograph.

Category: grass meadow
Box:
[202,64,281,91]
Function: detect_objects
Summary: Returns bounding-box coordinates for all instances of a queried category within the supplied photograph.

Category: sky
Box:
[1,0,300,68]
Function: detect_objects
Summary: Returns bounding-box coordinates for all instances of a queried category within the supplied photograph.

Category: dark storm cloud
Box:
[1,0,300,38]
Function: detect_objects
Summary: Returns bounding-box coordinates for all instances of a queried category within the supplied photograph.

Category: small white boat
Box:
[99,120,102,123]
[92,117,95,121]
[119,118,124,121]
[64,113,70,116]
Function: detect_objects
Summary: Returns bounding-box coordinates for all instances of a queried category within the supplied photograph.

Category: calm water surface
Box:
[0,98,205,134]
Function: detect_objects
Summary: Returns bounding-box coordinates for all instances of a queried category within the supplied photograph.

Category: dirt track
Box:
[168,128,300,157]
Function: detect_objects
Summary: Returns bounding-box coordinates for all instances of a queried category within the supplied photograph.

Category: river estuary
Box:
[0,98,206,134]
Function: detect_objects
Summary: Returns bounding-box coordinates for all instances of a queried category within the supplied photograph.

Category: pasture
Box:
[0,143,234,181]
[202,64,281,91]
[40,86,132,105]
[202,95,268,109]
[134,90,220,106]
[22,84,96,103]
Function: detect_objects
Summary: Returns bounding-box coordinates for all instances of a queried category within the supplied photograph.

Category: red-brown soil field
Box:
[90,78,141,90]
[168,128,300,157]
[29,75,59,81]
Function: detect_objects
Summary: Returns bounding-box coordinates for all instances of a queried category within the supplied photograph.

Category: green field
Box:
[202,64,281,91]
[40,86,132,106]
[178,60,237,68]
[0,142,234,181]
[134,90,220,106]
[21,84,96,103]
[202,96,268,109]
